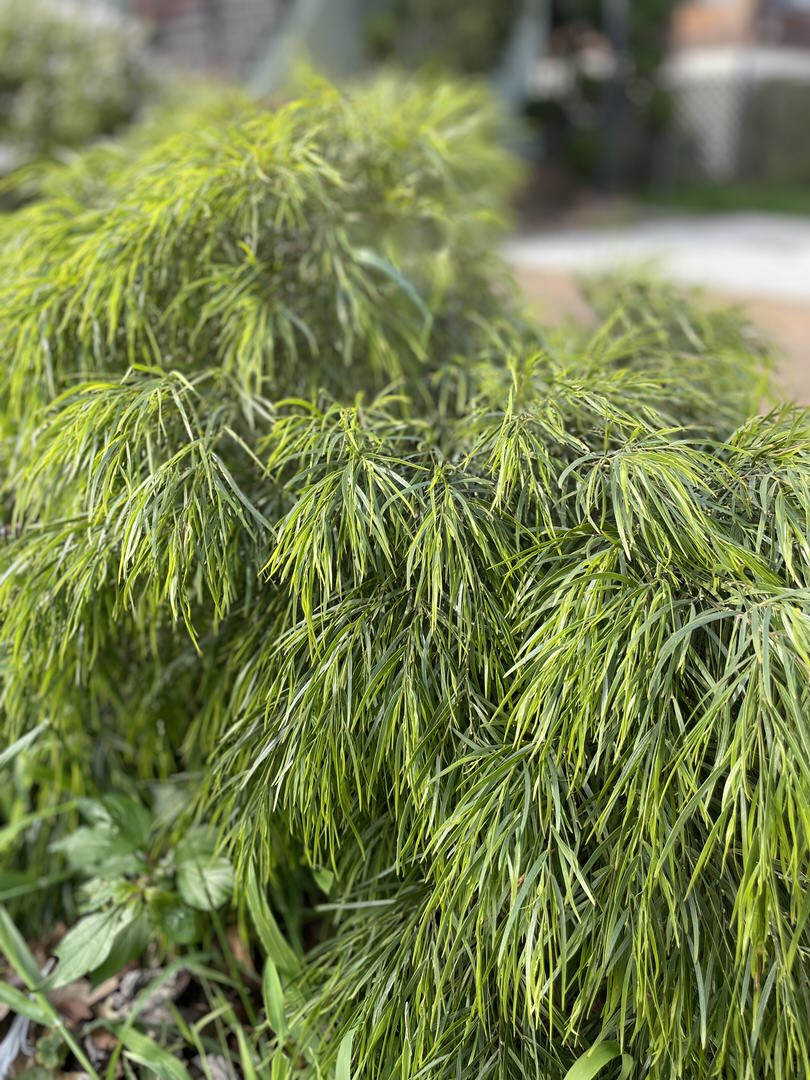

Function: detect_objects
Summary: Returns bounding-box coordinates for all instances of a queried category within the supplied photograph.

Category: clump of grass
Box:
[0,74,807,1079]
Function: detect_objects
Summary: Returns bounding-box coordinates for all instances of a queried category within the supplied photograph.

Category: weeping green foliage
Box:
[0,73,514,423]
[0,75,808,1080]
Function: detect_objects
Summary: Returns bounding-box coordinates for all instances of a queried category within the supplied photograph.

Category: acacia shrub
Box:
[0,75,518,784]
[0,76,807,1080]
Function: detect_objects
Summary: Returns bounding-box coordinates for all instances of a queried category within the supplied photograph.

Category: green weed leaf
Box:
[564,1042,634,1080]
[0,981,50,1024]
[51,825,142,875]
[49,907,136,988]
[0,904,42,986]
[176,856,233,912]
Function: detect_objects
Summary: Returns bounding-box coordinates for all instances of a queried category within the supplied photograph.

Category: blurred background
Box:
[2,0,809,396]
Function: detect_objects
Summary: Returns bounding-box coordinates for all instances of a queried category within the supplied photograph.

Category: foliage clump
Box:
[0,75,808,1080]
[0,0,149,167]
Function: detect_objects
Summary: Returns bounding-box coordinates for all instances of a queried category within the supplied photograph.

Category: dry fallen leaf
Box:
[85,977,120,1007]
[46,974,121,1028]
[85,1027,120,1070]
[48,980,94,1026]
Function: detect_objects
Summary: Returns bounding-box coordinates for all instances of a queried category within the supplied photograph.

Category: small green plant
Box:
[0,897,272,1079]
[48,794,234,986]
[0,73,808,1079]
[0,783,246,1078]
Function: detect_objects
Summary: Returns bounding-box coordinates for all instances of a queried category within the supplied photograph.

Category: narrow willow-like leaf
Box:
[0,71,805,1080]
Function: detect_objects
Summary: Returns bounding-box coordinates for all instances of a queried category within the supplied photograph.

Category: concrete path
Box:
[506,213,810,303]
